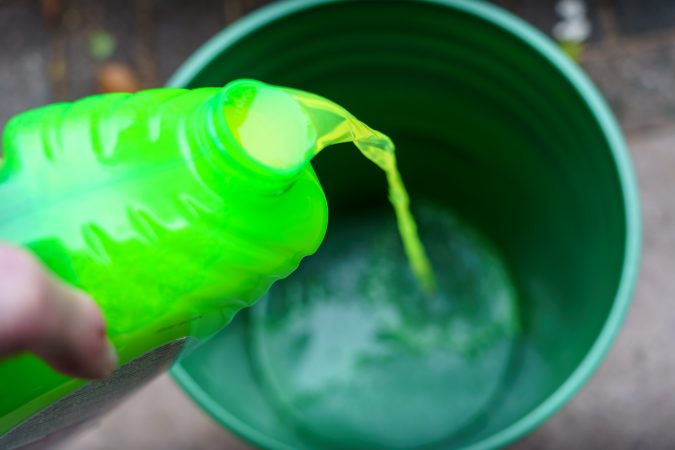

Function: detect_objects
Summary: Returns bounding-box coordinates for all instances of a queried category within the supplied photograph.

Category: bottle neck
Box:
[190,88,307,195]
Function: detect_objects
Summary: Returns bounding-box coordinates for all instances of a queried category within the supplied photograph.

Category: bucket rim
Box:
[169,1,642,449]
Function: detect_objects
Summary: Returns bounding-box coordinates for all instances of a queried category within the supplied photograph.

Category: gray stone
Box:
[613,0,675,35]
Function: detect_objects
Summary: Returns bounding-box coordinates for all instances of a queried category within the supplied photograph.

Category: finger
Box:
[0,244,117,379]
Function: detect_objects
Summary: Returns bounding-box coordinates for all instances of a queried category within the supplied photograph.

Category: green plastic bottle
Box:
[0,80,333,447]
[0,78,433,448]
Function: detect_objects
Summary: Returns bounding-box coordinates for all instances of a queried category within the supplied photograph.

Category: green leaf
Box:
[89,31,116,61]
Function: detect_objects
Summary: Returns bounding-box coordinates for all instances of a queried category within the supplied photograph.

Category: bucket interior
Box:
[172,1,634,449]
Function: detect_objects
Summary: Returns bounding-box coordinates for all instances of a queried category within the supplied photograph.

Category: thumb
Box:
[0,245,118,379]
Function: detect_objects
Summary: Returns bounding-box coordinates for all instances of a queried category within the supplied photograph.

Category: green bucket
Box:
[169,0,641,449]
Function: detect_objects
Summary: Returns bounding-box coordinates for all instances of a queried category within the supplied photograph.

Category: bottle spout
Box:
[281,84,397,172]
[220,80,315,177]
[219,79,394,179]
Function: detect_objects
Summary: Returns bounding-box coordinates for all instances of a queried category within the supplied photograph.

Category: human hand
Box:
[0,244,117,379]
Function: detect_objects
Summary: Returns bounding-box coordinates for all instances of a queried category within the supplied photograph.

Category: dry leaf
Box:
[96,63,141,93]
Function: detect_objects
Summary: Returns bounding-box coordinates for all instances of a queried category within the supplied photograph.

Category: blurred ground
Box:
[3,0,675,449]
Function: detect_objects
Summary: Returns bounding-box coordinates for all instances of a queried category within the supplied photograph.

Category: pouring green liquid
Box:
[224,80,437,292]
